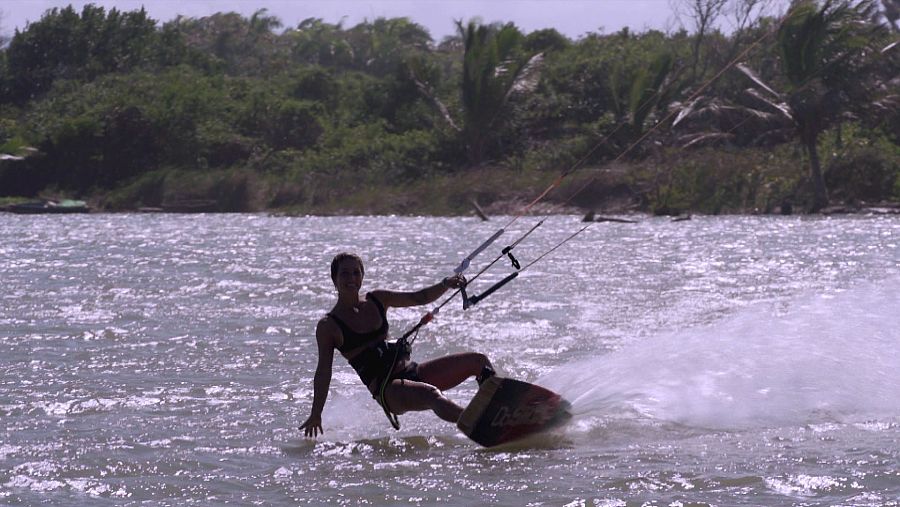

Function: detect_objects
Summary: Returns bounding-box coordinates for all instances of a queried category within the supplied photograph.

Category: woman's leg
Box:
[380,353,493,423]
[416,352,492,391]
[382,379,463,422]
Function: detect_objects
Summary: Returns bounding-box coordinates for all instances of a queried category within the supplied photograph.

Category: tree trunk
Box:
[805,134,829,212]
[467,131,487,167]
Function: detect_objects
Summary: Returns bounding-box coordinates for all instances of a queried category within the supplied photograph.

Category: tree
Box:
[676,0,890,211]
[671,0,729,82]
[775,0,887,210]
[249,8,283,40]
[523,28,571,54]
[346,17,432,76]
[288,18,354,68]
[0,9,8,48]
[0,11,7,102]
[172,11,285,75]
[4,5,158,103]
[247,9,284,69]
[411,20,541,166]
[723,0,779,59]
[609,50,678,142]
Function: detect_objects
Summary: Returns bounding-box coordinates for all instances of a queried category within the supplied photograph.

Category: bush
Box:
[101,169,168,209]
[824,135,900,204]
[637,146,803,214]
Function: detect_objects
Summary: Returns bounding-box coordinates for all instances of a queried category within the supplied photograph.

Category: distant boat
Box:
[4,199,91,214]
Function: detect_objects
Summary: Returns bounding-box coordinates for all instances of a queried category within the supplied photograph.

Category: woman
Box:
[300,252,495,437]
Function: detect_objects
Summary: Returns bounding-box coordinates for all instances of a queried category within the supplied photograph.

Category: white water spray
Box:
[542,279,900,429]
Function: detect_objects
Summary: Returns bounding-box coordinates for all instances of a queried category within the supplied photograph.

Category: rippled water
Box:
[1,213,899,506]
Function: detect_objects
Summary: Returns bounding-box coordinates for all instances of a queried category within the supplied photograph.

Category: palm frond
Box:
[672,97,701,127]
[629,51,674,130]
[508,52,544,97]
[406,57,460,132]
[679,132,736,148]
[743,88,794,120]
[735,63,781,98]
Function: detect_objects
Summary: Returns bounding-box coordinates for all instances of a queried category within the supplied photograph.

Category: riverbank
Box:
[7,143,897,217]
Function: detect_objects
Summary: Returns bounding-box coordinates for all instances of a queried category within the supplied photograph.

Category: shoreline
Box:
[4,160,899,218]
[4,200,899,218]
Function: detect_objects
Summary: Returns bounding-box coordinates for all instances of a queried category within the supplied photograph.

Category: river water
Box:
[1,213,898,506]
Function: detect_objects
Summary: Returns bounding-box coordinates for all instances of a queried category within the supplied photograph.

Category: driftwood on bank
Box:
[471,199,489,221]
[595,216,639,223]
[582,210,638,223]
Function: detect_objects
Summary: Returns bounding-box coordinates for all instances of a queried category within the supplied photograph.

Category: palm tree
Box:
[348,17,432,76]
[410,20,542,166]
[609,50,678,142]
[289,18,353,68]
[777,0,886,210]
[247,9,283,69]
[249,8,282,39]
[675,0,888,211]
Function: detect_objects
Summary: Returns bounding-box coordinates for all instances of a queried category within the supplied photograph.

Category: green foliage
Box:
[344,17,432,76]
[775,0,887,210]
[0,114,24,153]
[523,29,570,54]
[826,145,900,202]
[238,87,324,150]
[777,0,880,90]
[621,50,675,136]
[288,66,339,105]
[644,146,803,214]
[288,18,354,67]
[820,125,900,203]
[170,10,287,76]
[291,121,444,182]
[536,28,684,163]
[3,5,160,103]
[0,3,896,214]
[457,20,538,166]
[100,168,168,209]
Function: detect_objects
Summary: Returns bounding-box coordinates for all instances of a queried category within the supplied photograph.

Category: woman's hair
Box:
[330,252,364,282]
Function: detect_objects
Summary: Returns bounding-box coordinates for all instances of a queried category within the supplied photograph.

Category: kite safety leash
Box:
[377,311,434,430]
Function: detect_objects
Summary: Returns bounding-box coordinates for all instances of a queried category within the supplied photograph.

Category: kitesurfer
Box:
[300,252,495,437]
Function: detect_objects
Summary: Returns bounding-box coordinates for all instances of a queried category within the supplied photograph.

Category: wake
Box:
[540,279,900,429]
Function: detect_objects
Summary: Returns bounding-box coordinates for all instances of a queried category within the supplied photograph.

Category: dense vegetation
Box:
[0,1,897,215]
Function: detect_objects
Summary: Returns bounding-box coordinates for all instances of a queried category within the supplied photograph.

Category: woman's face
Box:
[334,258,364,294]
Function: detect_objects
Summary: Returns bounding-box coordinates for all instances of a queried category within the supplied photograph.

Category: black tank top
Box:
[328,293,389,353]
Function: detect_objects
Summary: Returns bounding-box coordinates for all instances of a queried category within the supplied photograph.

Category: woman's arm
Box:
[372,274,466,309]
[300,319,336,437]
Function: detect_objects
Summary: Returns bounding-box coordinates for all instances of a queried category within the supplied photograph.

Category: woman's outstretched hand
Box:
[300,413,323,438]
[442,274,467,289]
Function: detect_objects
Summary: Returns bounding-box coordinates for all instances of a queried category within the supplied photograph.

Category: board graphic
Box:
[457,376,572,447]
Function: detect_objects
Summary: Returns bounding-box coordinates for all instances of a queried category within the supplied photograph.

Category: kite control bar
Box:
[462,272,519,310]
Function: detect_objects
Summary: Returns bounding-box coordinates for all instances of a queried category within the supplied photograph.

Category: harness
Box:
[377,336,412,430]
[329,295,399,392]
[328,294,418,429]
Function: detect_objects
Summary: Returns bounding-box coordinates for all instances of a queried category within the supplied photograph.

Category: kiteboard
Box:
[457,376,572,447]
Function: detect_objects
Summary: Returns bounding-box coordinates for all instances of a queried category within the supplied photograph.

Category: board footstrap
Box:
[457,375,504,436]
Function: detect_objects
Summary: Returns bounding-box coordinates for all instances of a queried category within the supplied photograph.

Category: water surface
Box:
[1,213,898,505]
